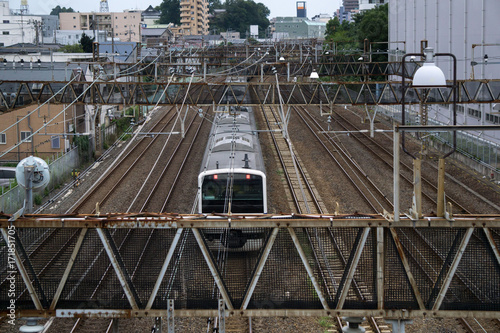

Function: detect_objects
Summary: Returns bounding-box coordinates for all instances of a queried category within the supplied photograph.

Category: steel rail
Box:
[294,106,387,213]
[332,109,471,213]
[136,107,205,212]
[71,106,178,213]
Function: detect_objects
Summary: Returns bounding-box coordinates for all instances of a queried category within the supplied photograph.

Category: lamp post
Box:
[398,47,457,219]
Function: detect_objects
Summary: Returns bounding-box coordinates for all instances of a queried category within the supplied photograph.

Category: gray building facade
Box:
[389,0,500,146]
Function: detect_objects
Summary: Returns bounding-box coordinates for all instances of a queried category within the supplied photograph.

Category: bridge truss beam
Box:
[1,79,499,112]
[1,213,499,319]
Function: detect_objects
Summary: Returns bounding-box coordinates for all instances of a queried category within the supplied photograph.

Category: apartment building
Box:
[179,0,209,36]
[359,0,385,11]
[343,0,359,12]
[59,10,142,43]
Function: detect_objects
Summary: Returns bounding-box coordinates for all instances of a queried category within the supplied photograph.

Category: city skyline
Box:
[10,0,343,21]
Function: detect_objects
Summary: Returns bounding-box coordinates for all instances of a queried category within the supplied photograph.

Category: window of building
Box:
[456,105,465,114]
[73,25,76,28]
[0,133,6,144]
[20,131,32,142]
[3,20,9,23]
[468,108,481,119]
[2,31,9,35]
[51,136,60,149]
[73,16,76,19]
[486,113,500,124]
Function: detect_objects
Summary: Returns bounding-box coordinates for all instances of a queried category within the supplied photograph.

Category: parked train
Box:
[198,104,267,214]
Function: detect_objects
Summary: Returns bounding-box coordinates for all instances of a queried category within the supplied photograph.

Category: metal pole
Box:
[376,227,384,309]
[413,158,422,219]
[24,165,34,214]
[393,126,400,222]
[167,299,175,332]
[437,158,445,217]
[218,299,226,333]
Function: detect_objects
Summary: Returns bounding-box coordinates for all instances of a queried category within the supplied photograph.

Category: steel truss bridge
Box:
[1,55,500,111]
[1,213,499,320]
[1,79,500,112]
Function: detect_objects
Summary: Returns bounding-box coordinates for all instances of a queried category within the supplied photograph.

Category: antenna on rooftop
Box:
[100,0,109,12]
[20,0,29,14]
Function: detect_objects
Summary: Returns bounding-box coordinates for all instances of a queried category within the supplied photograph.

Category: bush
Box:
[34,194,42,205]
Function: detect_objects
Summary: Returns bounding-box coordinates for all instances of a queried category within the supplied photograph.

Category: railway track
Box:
[459,318,500,332]
[69,105,179,213]
[129,106,207,212]
[260,105,327,214]
[294,105,393,213]
[259,103,389,333]
[330,105,500,214]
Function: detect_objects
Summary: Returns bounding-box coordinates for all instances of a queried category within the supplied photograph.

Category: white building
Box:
[389,0,500,147]
[311,14,332,23]
[0,1,42,46]
[359,0,385,12]
[43,30,107,45]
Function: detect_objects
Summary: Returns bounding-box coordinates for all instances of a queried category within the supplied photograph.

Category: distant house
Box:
[141,26,174,47]
[142,5,161,26]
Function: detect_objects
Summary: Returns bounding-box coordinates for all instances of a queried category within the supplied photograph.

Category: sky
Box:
[13,0,342,20]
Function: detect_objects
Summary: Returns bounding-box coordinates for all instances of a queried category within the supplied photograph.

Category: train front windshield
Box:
[201,173,264,213]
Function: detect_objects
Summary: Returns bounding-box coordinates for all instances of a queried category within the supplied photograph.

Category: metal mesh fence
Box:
[1,226,499,312]
[385,228,419,309]
[248,228,323,309]
[59,229,131,309]
[443,228,500,310]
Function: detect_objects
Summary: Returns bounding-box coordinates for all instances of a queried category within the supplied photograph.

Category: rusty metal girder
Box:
[1,79,499,112]
[1,213,500,228]
[0,213,499,319]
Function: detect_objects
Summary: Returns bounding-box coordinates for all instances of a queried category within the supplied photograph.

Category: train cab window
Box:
[201,173,264,213]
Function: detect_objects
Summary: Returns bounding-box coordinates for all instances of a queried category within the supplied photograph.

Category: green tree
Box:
[324,17,358,52]
[324,4,388,56]
[356,3,388,60]
[159,0,180,25]
[210,0,270,38]
[80,33,94,53]
[50,5,75,16]
[58,44,84,53]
